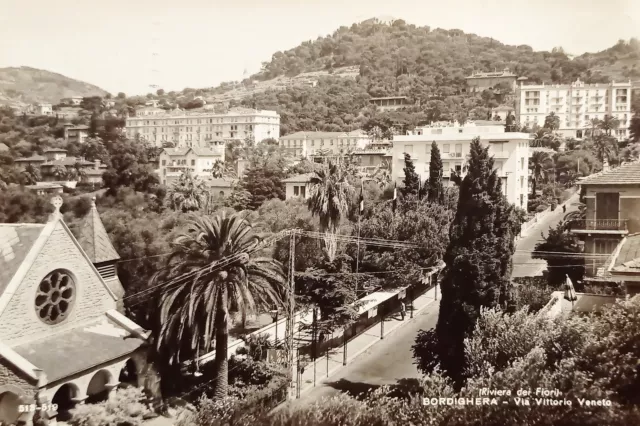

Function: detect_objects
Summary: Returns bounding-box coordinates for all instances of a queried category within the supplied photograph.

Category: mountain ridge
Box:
[0,66,109,108]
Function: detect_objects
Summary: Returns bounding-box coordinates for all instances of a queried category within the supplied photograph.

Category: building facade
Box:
[283,174,313,200]
[64,125,89,144]
[465,69,517,93]
[393,122,531,207]
[569,163,640,277]
[0,197,149,425]
[125,107,280,148]
[278,130,372,161]
[369,96,413,111]
[158,147,224,186]
[516,79,632,140]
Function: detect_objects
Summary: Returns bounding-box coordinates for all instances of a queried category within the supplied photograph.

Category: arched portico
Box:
[0,391,23,425]
[86,370,115,404]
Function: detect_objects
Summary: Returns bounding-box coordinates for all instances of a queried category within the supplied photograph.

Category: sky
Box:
[1,0,638,96]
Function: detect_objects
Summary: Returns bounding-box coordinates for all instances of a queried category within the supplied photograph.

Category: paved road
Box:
[290,302,440,405]
[512,194,580,278]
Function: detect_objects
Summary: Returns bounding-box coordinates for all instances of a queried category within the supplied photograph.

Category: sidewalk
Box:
[290,287,439,398]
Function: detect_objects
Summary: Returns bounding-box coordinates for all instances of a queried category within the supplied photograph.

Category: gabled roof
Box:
[579,162,640,186]
[162,147,222,157]
[610,234,640,274]
[75,198,120,264]
[0,224,45,297]
[0,142,9,151]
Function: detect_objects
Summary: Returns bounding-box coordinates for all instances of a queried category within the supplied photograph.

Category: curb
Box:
[296,296,438,397]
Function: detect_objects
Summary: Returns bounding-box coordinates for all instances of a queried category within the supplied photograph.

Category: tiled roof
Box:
[13,318,145,383]
[493,105,514,111]
[580,162,640,185]
[84,169,105,176]
[283,173,314,183]
[15,155,46,162]
[41,157,94,167]
[0,224,44,297]
[207,178,234,187]
[611,234,640,273]
[75,199,120,263]
[68,125,89,130]
[280,130,366,140]
[191,147,223,156]
[43,148,67,153]
[163,148,190,156]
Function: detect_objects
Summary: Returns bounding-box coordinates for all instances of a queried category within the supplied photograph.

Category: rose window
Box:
[35,270,76,324]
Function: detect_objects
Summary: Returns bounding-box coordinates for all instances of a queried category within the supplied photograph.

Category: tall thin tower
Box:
[149,19,162,92]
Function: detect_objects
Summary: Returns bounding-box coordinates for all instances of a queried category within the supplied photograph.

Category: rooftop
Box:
[207,178,234,187]
[41,157,94,167]
[280,130,367,140]
[75,198,120,264]
[0,224,45,297]
[13,317,145,383]
[369,96,409,101]
[282,173,314,183]
[466,69,517,79]
[43,148,68,153]
[14,155,46,162]
[162,147,223,157]
[610,234,640,274]
[579,162,640,186]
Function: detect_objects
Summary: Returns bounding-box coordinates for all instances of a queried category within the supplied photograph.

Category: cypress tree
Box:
[401,153,420,197]
[433,137,515,385]
[427,141,444,203]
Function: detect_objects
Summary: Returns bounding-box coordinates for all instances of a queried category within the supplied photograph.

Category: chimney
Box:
[602,157,610,173]
[94,159,100,170]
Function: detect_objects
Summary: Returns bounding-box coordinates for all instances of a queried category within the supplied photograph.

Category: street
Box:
[511,194,580,278]
[290,302,440,406]
[292,194,581,405]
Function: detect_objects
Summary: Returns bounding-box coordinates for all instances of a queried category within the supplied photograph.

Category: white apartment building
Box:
[279,130,372,161]
[158,147,224,186]
[125,107,280,148]
[516,79,632,140]
[393,122,532,207]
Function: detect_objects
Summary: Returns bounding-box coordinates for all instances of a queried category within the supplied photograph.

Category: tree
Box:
[426,142,444,203]
[533,222,584,287]
[153,213,287,398]
[24,163,41,184]
[156,89,165,96]
[167,170,210,212]
[425,138,515,385]
[117,92,126,99]
[629,114,640,142]
[307,161,354,261]
[528,151,554,196]
[400,153,420,197]
[598,114,620,136]
[588,134,619,164]
[227,181,253,211]
[368,159,392,189]
[543,112,560,130]
[101,139,161,196]
[211,159,236,179]
[243,164,287,210]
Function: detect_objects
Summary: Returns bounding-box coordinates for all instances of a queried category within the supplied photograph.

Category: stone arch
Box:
[118,358,139,387]
[0,390,24,425]
[52,383,80,421]
[86,370,113,403]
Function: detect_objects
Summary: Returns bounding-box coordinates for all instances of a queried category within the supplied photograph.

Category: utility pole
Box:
[286,230,296,399]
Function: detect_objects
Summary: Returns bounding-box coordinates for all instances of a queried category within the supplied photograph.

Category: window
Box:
[161,160,166,166]
[594,239,619,255]
[520,194,524,207]
[294,186,299,196]
[455,164,462,173]
[520,176,524,189]
[300,186,306,198]
[443,144,450,153]
[520,157,524,170]
[191,160,195,166]
[443,162,450,173]
[35,269,76,325]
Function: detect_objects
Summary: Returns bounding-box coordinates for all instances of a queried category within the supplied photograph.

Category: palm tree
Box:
[167,170,210,212]
[50,165,68,181]
[369,159,392,189]
[307,161,354,261]
[598,115,620,136]
[23,164,41,184]
[73,162,88,182]
[530,128,550,148]
[586,118,601,138]
[529,151,554,196]
[211,159,236,180]
[153,213,287,398]
[589,134,619,164]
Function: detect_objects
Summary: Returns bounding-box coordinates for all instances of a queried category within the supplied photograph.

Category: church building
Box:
[0,196,151,425]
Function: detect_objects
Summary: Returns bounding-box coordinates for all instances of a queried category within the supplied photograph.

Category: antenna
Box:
[149,19,162,92]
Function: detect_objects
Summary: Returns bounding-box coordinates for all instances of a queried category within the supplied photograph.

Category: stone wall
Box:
[0,221,117,346]
[0,358,38,401]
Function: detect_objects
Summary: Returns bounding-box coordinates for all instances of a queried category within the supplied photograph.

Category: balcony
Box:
[447,152,463,158]
[568,219,629,234]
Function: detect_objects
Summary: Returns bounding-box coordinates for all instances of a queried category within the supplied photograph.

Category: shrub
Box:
[69,387,151,426]
[535,203,548,213]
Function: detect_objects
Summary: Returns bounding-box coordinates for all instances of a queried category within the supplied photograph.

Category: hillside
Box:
[0,66,109,108]
[148,19,640,136]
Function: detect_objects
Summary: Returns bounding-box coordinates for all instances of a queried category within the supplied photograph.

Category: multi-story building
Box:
[465,69,518,93]
[369,96,413,111]
[278,130,372,161]
[125,107,280,148]
[60,96,83,106]
[491,105,515,121]
[392,122,531,207]
[26,103,53,116]
[158,147,224,186]
[64,125,89,144]
[352,148,392,175]
[516,79,632,140]
[569,162,640,277]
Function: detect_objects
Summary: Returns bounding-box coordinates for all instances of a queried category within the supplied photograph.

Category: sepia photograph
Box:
[0,0,639,425]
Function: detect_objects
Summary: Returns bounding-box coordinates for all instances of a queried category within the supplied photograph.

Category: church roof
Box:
[75,198,120,264]
[0,224,45,297]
